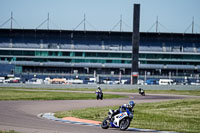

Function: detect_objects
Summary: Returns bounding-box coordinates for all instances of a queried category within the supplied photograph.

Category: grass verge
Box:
[0,130,19,133]
[55,98,200,133]
[1,87,200,96]
[0,89,126,100]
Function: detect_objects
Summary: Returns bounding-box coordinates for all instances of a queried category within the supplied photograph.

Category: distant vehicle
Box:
[103,78,114,84]
[8,79,20,83]
[159,79,174,85]
[146,79,157,85]
[190,82,199,85]
[114,79,120,84]
[26,78,43,84]
[102,78,120,84]
[190,80,200,85]
[89,77,96,82]
[124,79,131,84]
[120,79,128,84]
[87,81,96,84]
[137,79,145,85]
[4,77,20,83]
[87,77,96,84]
[0,77,5,83]
[67,76,83,84]
[44,77,51,84]
[51,78,67,84]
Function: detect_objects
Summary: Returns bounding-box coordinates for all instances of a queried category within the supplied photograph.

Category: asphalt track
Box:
[0,91,199,133]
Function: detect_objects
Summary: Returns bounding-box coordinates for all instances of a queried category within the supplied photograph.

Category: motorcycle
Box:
[96,91,103,100]
[101,107,134,130]
[138,88,145,96]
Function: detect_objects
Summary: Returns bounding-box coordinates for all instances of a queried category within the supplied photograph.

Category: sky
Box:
[0,0,200,33]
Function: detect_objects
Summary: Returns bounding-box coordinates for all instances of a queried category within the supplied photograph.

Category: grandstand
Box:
[0,28,200,81]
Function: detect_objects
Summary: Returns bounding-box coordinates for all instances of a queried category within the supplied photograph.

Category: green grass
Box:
[0,87,133,92]
[55,99,200,133]
[145,89,200,96]
[0,130,19,133]
[1,87,200,96]
[0,89,126,100]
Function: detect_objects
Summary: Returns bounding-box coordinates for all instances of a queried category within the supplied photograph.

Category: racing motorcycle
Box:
[101,107,134,130]
[96,91,103,100]
[138,88,145,96]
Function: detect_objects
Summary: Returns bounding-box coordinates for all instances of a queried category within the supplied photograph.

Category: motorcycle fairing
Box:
[112,112,128,127]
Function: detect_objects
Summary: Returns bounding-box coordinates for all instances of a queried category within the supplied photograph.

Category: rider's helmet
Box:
[128,101,135,108]
[97,86,101,89]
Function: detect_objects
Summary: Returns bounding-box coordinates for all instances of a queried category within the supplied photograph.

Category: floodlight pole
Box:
[47,13,50,30]
[120,15,122,32]
[131,4,140,85]
[156,16,158,32]
[84,14,86,31]
[11,12,13,30]
[192,17,194,34]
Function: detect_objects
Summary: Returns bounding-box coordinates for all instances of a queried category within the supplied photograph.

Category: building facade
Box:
[0,29,200,80]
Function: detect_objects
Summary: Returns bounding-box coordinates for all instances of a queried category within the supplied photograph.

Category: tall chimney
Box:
[131,4,140,85]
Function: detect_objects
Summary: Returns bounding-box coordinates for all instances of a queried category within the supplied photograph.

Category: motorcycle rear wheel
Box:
[101,117,109,129]
[119,118,130,130]
[100,93,103,100]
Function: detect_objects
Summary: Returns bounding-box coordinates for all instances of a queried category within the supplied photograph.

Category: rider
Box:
[96,86,102,93]
[109,101,135,120]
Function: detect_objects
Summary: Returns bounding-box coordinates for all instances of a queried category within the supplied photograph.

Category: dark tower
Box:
[131,4,140,85]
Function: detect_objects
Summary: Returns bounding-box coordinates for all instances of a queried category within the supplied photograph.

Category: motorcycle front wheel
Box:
[101,117,109,129]
[119,118,130,130]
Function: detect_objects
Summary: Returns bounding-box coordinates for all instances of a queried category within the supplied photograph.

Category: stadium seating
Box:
[0,43,10,48]
[88,45,102,50]
[196,47,200,52]
[183,47,195,52]
[1,34,200,54]
[139,46,163,52]
[122,46,132,51]
[139,64,163,69]
[164,47,171,52]
[60,44,72,49]
[166,65,195,70]
[104,63,130,68]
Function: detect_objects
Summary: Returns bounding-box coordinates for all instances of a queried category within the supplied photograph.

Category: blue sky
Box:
[0,0,200,33]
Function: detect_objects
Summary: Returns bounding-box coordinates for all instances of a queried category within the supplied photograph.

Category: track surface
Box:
[0,91,198,133]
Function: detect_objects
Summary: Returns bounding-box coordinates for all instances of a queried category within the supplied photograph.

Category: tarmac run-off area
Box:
[0,91,199,133]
